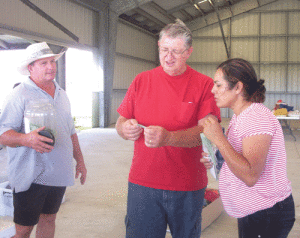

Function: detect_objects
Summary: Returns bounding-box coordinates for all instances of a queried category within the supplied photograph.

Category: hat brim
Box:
[18,52,65,75]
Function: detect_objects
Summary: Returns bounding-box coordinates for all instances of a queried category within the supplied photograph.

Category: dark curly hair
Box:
[217,58,266,103]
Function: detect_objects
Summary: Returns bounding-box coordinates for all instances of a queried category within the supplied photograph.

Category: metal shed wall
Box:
[0,0,96,47]
[189,0,300,118]
[111,21,158,124]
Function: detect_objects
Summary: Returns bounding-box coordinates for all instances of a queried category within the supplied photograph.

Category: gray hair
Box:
[159,19,192,48]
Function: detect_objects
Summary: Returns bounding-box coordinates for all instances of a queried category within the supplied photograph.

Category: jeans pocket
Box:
[125,215,129,228]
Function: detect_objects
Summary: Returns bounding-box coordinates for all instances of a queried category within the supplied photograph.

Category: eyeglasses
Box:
[159,47,189,57]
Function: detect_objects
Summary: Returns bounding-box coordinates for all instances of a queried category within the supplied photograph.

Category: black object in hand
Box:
[38,129,55,146]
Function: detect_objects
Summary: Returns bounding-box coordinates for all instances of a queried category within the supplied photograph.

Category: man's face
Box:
[28,56,57,83]
[158,35,193,76]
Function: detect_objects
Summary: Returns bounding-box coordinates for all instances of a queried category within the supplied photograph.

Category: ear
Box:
[235,81,244,94]
[27,64,32,73]
[186,46,193,58]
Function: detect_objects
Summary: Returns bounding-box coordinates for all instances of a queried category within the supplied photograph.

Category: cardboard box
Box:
[0,182,13,217]
[201,196,223,231]
[0,219,15,238]
[0,181,66,218]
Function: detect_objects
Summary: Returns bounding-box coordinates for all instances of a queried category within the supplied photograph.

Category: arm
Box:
[150,125,203,148]
[115,115,143,141]
[116,115,202,147]
[202,115,271,187]
[143,115,217,148]
[71,133,87,185]
[0,127,54,153]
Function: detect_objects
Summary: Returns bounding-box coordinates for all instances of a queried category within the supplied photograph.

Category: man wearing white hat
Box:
[0,42,87,238]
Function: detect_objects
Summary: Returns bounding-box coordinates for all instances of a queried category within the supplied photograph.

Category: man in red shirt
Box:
[116,19,220,238]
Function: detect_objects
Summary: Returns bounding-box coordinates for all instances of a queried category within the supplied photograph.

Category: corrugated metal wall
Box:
[0,0,95,47]
[188,0,300,118]
[111,21,158,124]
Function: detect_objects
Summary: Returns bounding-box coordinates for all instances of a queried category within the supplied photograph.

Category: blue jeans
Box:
[125,182,206,238]
[238,194,295,238]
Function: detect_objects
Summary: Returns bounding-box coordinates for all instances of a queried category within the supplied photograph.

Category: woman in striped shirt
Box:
[201,58,295,238]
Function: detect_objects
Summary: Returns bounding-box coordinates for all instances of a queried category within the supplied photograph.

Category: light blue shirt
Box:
[0,78,76,192]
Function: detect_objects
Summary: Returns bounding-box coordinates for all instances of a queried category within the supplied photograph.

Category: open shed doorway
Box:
[0,50,28,113]
[65,48,103,129]
[0,47,103,130]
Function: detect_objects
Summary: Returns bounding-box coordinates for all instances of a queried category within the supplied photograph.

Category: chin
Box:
[216,102,226,108]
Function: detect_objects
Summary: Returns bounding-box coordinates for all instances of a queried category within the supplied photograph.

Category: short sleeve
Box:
[197,78,221,121]
[117,75,139,119]
[0,91,24,136]
[238,110,274,139]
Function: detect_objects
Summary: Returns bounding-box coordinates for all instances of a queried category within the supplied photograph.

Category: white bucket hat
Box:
[18,42,65,75]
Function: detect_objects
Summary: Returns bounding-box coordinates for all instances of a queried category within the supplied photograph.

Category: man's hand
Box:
[26,126,54,153]
[75,160,87,185]
[200,152,213,169]
[121,119,143,141]
[144,126,170,148]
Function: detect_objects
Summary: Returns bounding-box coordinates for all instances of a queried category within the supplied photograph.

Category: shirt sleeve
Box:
[197,77,221,121]
[117,76,139,119]
[0,91,25,136]
[238,110,274,139]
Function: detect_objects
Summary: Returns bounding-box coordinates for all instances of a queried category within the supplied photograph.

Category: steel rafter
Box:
[19,0,79,42]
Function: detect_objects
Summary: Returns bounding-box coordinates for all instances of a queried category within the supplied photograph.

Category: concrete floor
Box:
[1,118,300,237]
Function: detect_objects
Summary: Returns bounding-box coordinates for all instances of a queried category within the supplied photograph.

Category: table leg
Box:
[282,119,296,141]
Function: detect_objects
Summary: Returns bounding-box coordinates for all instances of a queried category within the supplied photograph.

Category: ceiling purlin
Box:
[134,7,166,28]
[180,9,194,21]
[194,3,206,16]
[189,0,239,19]
[119,14,158,34]
[207,0,214,11]
[70,0,109,11]
[188,0,208,24]
[223,0,233,15]
[20,0,79,42]
[166,3,192,15]
[110,0,153,16]
[149,2,176,22]
[208,0,230,58]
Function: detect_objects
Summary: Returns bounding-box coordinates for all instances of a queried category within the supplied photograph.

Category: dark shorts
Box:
[13,183,66,226]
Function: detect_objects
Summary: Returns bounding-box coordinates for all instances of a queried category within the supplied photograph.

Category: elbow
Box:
[245,181,256,187]
[0,136,6,147]
[244,176,259,187]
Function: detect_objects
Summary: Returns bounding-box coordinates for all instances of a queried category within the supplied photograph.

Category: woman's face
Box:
[212,69,238,108]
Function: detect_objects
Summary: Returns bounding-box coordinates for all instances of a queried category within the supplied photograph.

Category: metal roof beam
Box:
[180,9,194,21]
[208,0,230,58]
[150,2,176,22]
[133,8,166,27]
[70,0,109,11]
[189,0,208,25]
[110,0,153,15]
[166,3,191,15]
[19,0,79,42]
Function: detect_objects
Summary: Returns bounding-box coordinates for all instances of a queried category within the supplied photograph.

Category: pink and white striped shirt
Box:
[219,103,292,218]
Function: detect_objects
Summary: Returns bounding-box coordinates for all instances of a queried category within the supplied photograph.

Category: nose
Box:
[165,51,175,60]
[211,85,216,94]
